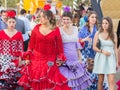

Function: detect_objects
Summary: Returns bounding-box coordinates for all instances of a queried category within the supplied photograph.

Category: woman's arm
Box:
[80,37,91,42]
[77,49,82,63]
[93,31,102,53]
[23,25,38,65]
[93,31,111,56]
[78,27,92,43]
[56,28,66,66]
[76,41,82,63]
[17,32,24,67]
[27,26,37,51]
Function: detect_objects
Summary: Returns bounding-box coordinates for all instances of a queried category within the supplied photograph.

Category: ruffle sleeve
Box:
[78,26,87,48]
[55,27,66,61]
[22,25,39,60]
[16,32,24,57]
[23,50,33,60]
[78,26,87,39]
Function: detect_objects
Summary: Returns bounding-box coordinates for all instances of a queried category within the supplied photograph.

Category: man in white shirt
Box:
[18,9,30,51]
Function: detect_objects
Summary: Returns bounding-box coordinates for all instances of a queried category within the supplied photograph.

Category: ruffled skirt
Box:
[59,61,92,90]
[18,60,71,90]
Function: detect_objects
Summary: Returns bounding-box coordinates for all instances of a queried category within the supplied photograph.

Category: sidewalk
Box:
[115,68,120,89]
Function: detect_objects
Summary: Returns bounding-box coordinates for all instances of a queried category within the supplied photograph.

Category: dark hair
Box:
[12,10,16,15]
[20,9,26,15]
[7,17,16,21]
[42,10,56,28]
[78,3,85,11]
[28,10,30,14]
[117,21,120,48]
[1,10,6,14]
[100,16,115,43]
[62,11,73,19]
[86,11,98,24]
[35,8,40,14]
[86,11,98,32]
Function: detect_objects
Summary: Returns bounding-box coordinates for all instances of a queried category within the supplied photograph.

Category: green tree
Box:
[0,1,2,6]
[7,0,19,8]
[62,0,73,6]
[0,0,19,8]
[62,0,82,8]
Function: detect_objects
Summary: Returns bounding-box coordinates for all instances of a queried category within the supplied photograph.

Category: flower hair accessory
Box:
[43,4,51,11]
[63,6,70,12]
[84,15,88,22]
[6,10,16,18]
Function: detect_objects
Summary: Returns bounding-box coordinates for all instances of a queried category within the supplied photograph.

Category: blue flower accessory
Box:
[84,15,88,22]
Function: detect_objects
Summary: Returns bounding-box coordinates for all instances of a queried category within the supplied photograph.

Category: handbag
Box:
[96,39,101,49]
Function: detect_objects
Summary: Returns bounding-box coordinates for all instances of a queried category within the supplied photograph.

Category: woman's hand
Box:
[25,60,30,65]
[18,57,22,67]
[56,60,64,66]
[102,50,111,56]
[79,60,82,63]
[84,37,92,42]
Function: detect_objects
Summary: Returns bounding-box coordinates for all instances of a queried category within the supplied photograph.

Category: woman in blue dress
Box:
[93,16,118,90]
[78,11,97,62]
[78,11,108,90]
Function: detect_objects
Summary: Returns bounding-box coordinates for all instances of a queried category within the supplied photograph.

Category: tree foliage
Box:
[0,0,19,8]
[62,0,82,9]
[62,0,74,6]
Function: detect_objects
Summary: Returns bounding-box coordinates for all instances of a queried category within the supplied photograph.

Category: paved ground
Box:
[115,68,120,90]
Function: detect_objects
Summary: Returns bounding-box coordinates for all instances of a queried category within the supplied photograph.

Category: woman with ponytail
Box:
[18,4,71,90]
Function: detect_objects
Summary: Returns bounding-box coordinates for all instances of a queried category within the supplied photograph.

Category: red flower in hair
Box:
[6,10,16,18]
[43,4,51,11]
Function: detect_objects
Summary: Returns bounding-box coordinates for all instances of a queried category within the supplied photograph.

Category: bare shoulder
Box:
[95,31,100,36]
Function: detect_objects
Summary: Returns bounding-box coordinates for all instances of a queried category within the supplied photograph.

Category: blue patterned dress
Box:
[78,25,97,62]
[78,26,108,90]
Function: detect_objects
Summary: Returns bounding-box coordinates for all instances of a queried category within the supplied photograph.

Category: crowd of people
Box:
[0,1,119,90]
